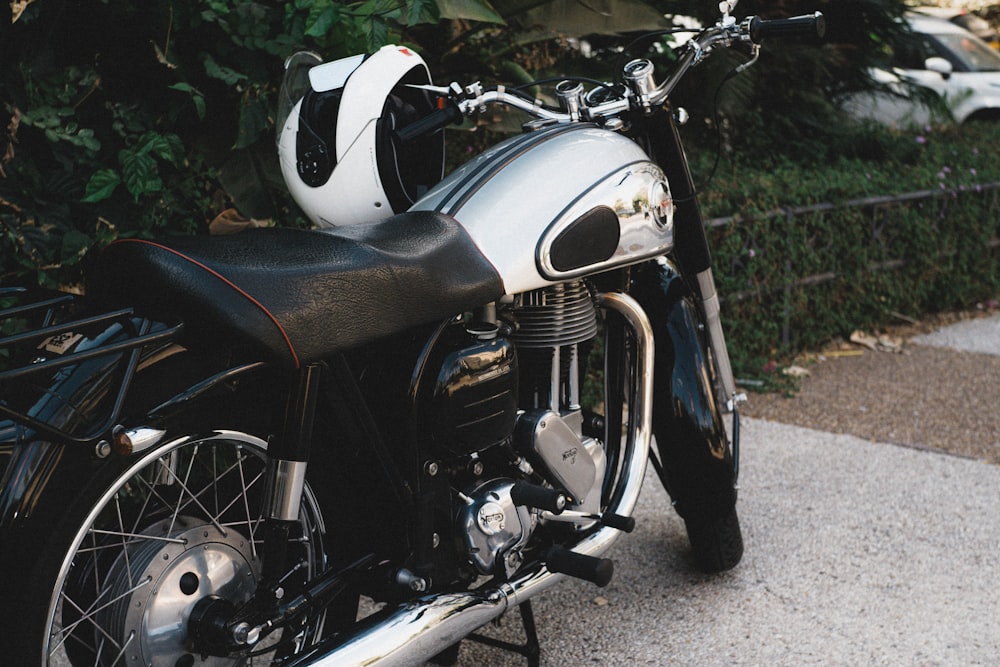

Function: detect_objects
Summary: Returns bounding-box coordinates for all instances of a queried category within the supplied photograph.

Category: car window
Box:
[932,32,1000,71]
[889,32,941,70]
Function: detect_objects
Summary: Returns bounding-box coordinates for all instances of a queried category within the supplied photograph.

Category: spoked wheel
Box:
[41,431,327,666]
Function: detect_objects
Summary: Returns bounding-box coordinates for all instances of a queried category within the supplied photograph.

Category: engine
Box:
[506,280,606,517]
[421,280,607,580]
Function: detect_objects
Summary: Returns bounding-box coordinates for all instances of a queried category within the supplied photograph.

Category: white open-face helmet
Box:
[277,45,445,227]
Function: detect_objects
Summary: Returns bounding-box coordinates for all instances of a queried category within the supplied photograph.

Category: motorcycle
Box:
[0,5,824,666]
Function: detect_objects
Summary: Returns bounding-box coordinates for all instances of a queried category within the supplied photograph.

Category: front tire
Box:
[684,505,744,573]
[12,430,328,666]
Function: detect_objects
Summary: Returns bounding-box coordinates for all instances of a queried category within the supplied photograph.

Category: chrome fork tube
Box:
[291,292,654,667]
[695,268,738,411]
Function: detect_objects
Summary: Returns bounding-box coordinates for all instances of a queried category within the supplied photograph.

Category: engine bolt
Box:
[470,460,484,476]
[424,461,440,477]
[94,440,112,458]
[232,622,261,646]
[396,568,428,592]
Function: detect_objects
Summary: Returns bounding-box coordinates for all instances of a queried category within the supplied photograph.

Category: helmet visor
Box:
[277,51,323,145]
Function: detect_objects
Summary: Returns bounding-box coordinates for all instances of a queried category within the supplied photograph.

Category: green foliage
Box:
[0,0,485,287]
[692,122,1000,382]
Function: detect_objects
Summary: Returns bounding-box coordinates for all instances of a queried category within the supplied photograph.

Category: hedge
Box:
[694,122,1000,378]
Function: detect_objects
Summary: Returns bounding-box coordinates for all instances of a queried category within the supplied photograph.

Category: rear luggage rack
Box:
[0,287,183,445]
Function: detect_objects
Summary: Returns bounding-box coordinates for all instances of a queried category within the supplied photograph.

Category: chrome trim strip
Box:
[536,161,674,281]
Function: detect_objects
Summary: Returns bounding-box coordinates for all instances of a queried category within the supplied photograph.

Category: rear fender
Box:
[0,341,283,561]
[630,259,738,520]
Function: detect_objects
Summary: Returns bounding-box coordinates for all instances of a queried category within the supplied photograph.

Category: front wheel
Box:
[11,430,328,666]
[628,260,743,573]
[684,504,744,573]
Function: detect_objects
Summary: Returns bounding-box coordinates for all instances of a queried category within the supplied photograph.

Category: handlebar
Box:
[749,12,826,43]
[395,104,464,142]
[649,11,825,106]
[396,11,825,140]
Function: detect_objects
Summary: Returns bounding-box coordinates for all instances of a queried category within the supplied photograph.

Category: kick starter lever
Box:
[540,509,636,532]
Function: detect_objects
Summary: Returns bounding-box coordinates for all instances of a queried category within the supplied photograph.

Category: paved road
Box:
[443,315,1000,666]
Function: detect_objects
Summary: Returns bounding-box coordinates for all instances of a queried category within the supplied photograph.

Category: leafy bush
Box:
[693,122,1000,379]
[0,0,502,288]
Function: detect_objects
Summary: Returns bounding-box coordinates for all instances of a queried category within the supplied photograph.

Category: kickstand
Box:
[464,600,541,667]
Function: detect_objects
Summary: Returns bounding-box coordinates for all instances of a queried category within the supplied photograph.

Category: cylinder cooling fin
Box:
[509,281,598,348]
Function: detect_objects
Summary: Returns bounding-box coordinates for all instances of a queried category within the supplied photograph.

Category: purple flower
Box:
[971,168,978,176]
[749,249,757,258]
[916,135,927,144]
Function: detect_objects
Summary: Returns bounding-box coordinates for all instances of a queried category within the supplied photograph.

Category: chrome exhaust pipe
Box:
[288,293,653,667]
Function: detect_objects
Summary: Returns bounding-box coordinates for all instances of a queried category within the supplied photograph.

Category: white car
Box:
[911,6,1000,50]
[843,13,1000,126]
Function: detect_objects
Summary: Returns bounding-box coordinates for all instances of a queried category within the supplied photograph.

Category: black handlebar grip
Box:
[510,481,568,514]
[749,12,826,43]
[546,545,614,587]
[395,104,463,142]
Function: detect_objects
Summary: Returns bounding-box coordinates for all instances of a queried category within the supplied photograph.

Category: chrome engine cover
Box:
[521,409,606,516]
[457,479,535,577]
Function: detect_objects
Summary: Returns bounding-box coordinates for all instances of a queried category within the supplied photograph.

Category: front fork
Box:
[693,269,740,413]
[634,108,742,515]
[645,106,741,414]
[693,267,742,483]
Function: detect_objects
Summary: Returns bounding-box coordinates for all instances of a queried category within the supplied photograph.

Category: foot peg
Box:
[511,481,567,514]
[599,512,635,533]
[546,545,613,587]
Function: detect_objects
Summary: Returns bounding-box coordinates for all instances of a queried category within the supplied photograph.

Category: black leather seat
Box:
[89,211,504,368]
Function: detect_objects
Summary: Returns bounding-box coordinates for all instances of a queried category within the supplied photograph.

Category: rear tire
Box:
[7,430,330,666]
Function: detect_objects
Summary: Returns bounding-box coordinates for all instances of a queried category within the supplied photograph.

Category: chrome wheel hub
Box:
[100,516,259,666]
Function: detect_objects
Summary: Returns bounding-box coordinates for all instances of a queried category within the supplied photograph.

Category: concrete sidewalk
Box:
[446,315,1000,666]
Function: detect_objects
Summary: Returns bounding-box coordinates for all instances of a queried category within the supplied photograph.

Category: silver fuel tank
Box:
[411,123,674,295]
